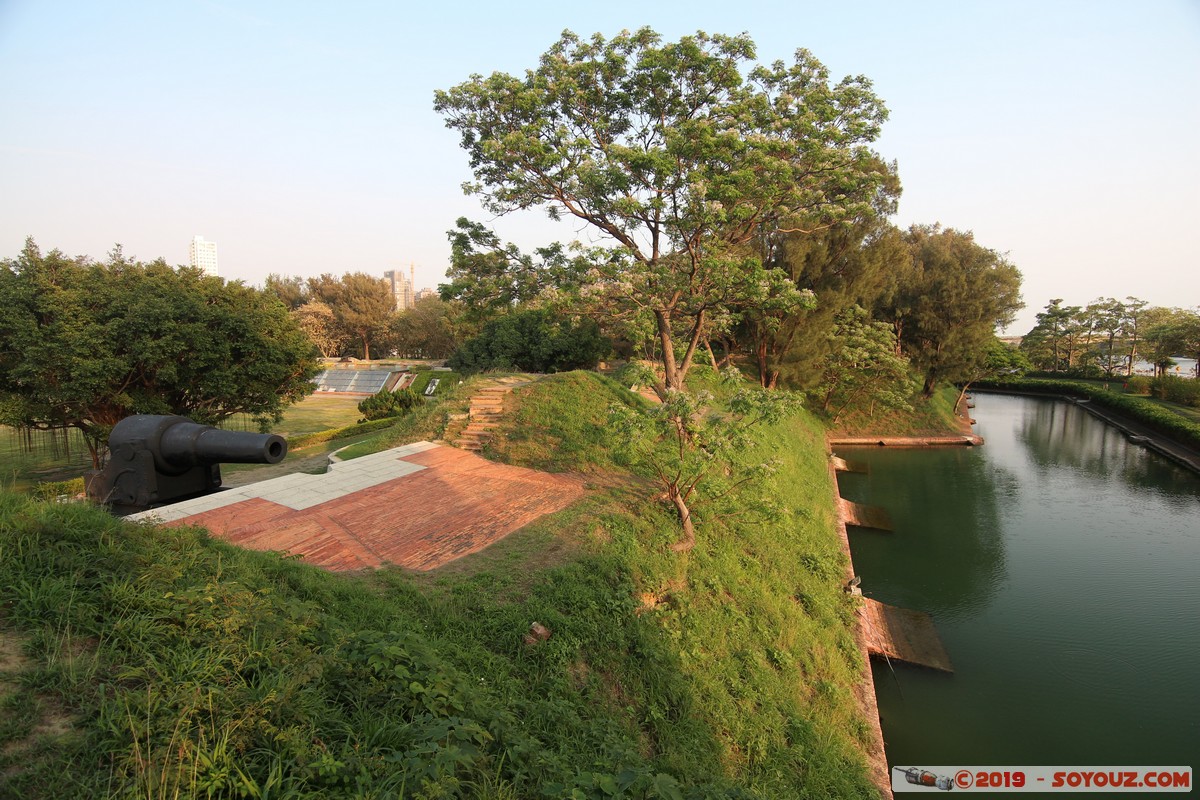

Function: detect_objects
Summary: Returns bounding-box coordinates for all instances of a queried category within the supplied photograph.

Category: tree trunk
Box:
[718,338,732,369]
[654,309,678,396]
[955,382,971,416]
[755,336,770,388]
[705,339,719,370]
[668,486,696,552]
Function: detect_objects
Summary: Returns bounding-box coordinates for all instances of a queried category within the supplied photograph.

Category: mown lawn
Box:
[222,393,364,436]
[0,427,93,491]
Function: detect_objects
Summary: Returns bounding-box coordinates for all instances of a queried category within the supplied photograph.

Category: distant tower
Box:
[383,263,416,310]
[189,235,219,277]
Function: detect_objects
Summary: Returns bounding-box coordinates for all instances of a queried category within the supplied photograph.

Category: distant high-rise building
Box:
[384,264,416,311]
[415,287,436,302]
[189,235,219,277]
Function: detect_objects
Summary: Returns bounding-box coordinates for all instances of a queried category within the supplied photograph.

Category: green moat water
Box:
[836,393,1200,769]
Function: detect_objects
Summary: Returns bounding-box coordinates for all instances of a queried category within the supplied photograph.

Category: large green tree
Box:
[750,208,905,390]
[307,272,395,360]
[263,273,308,310]
[0,239,319,466]
[438,218,583,327]
[810,305,914,424]
[1021,298,1076,371]
[1144,307,1200,378]
[435,28,891,396]
[391,296,460,360]
[290,299,346,358]
[876,225,1023,396]
[448,308,610,374]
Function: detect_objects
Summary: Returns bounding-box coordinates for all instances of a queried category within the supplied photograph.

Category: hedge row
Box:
[973,378,1200,451]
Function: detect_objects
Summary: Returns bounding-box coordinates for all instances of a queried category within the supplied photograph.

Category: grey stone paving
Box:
[129,441,440,523]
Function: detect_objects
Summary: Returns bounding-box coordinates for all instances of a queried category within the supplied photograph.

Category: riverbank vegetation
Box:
[971,377,1200,451]
[1019,298,1199,378]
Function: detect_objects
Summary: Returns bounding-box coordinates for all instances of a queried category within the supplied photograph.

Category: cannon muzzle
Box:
[158,421,286,472]
[87,414,289,509]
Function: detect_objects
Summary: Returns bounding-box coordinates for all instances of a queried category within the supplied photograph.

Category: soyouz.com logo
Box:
[891,766,1192,792]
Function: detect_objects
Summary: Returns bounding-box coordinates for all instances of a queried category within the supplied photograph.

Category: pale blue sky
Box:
[1,0,1197,333]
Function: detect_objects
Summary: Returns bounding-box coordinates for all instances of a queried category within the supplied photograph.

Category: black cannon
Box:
[87,414,287,509]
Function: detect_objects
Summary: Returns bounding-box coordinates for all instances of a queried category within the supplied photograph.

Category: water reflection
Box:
[835,447,1008,621]
[1010,395,1200,498]
[847,393,1200,767]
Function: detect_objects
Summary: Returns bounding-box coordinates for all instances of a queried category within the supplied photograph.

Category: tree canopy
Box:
[448,308,609,374]
[435,27,893,395]
[875,225,1023,395]
[0,239,319,466]
[307,272,395,360]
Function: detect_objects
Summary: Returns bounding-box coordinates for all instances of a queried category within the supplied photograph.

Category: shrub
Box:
[31,476,86,500]
[357,388,422,421]
[1124,375,1151,395]
[449,309,610,374]
[1151,376,1200,408]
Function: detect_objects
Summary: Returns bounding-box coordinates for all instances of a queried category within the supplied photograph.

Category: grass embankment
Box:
[0,370,877,798]
[821,386,963,438]
[973,377,1200,451]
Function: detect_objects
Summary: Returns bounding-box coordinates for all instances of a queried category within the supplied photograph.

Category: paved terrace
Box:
[129,442,584,571]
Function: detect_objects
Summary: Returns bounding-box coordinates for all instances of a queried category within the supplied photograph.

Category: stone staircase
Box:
[455,383,519,453]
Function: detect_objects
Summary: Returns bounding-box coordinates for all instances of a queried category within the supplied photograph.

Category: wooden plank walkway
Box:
[860,598,953,672]
[838,497,893,531]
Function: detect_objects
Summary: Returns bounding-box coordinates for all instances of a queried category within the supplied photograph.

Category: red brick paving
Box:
[171,445,585,572]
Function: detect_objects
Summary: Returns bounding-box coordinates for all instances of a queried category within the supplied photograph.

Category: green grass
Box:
[1142,397,1200,425]
[0,427,94,491]
[485,371,646,472]
[823,385,963,437]
[0,370,880,798]
[408,370,462,397]
[221,393,364,436]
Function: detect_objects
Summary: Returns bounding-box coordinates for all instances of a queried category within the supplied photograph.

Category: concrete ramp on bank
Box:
[830,455,868,474]
[861,598,953,673]
[838,498,894,531]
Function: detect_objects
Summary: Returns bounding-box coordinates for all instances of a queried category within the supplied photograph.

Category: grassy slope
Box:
[0,371,877,799]
[822,385,963,437]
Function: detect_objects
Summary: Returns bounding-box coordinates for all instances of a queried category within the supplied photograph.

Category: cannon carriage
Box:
[86,414,287,509]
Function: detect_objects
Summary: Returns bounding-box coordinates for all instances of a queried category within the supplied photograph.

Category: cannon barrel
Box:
[109,415,287,475]
[89,414,288,509]
[159,422,287,472]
